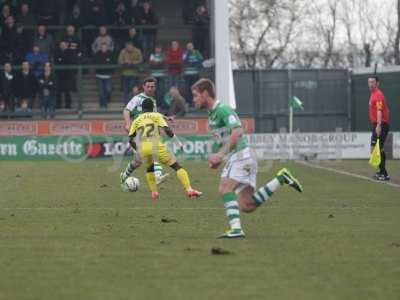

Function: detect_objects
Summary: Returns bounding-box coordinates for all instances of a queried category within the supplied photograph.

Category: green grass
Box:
[0,160,399,300]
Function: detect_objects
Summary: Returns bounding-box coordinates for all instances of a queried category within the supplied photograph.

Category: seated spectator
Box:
[84,0,107,26]
[14,98,32,115]
[25,45,49,78]
[54,41,75,109]
[14,60,38,109]
[168,86,187,117]
[0,4,11,29]
[183,42,203,105]
[16,2,36,27]
[0,62,15,111]
[118,41,143,103]
[92,26,114,54]
[34,25,54,56]
[38,62,56,119]
[192,4,210,58]
[166,41,183,88]
[149,45,166,101]
[124,27,142,52]
[1,15,17,62]
[136,1,157,58]
[62,25,82,59]
[94,43,114,108]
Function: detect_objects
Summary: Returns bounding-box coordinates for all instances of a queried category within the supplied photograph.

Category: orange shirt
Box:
[369,88,390,123]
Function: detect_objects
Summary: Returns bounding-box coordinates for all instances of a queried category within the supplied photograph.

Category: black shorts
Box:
[371,122,390,148]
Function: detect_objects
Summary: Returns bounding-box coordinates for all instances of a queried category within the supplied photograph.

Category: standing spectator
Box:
[62,25,82,59]
[16,2,36,27]
[0,4,11,29]
[94,43,113,108]
[368,75,391,181]
[192,4,210,57]
[54,41,74,109]
[14,60,38,109]
[118,41,143,103]
[34,25,54,56]
[136,1,157,58]
[14,24,32,64]
[113,1,129,26]
[149,45,166,102]
[1,15,17,62]
[183,42,203,105]
[25,44,49,78]
[168,86,187,117]
[66,3,84,29]
[84,0,107,26]
[0,62,15,111]
[124,27,142,52]
[35,0,58,25]
[92,26,114,54]
[165,41,183,88]
[38,62,56,118]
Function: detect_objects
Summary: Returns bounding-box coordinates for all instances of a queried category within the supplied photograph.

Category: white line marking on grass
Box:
[297,161,400,188]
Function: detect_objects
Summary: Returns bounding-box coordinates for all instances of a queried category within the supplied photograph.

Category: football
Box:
[122,177,140,192]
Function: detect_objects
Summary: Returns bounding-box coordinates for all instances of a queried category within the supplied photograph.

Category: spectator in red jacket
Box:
[165,41,183,88]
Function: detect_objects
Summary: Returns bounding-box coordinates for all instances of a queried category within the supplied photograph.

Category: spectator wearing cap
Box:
[14,60,38,109]
[118,41,143,103]
[166,41,183,89]
[16,2,36,27]
[25,44,49,78]
[34,25,54,56]
[94,43,114,108]
[38,62,56,119]
[0,62,15,111]
[183,42,203,105]
[92,26,114,54]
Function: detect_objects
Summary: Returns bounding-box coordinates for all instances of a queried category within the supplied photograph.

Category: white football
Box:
[122,177,140,192]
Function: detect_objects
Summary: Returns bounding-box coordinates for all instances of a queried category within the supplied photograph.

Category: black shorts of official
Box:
[370,122,390,148]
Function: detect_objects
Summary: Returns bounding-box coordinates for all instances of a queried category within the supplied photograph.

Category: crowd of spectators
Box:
[0,0,210,116]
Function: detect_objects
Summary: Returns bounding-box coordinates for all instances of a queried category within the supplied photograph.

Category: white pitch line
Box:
[297,161,400,188]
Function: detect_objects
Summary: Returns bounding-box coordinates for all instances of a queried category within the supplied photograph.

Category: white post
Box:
[214,0,236,108]
[288,68,293,133]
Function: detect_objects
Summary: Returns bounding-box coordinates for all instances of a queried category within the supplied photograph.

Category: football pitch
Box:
[0,159,399,300]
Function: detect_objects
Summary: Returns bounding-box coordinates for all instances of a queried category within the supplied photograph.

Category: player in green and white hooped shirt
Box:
[121,77,168,184]
[192,78,303,238]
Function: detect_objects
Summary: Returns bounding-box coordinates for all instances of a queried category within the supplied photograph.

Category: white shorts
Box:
[221,147,258,189]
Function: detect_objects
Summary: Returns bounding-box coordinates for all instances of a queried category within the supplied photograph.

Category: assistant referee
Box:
[368,75,390,181]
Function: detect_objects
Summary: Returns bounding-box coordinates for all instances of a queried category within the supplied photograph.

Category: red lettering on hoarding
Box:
[0,122,37,136]
[49,121,91,136]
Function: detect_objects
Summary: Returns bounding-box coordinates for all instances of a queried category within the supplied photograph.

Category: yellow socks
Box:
[146,172,157,192]
[176,168,191,190]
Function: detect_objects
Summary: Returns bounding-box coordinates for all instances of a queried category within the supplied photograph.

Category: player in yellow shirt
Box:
[129,98,202,200]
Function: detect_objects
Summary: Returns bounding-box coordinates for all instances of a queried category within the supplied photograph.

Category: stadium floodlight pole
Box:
[214,0,237,109]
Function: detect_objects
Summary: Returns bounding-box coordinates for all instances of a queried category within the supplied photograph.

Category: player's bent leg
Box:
[217,178,245,239]
[120,153,142,183]
[236,185,258,213]
[169,162,202,198]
